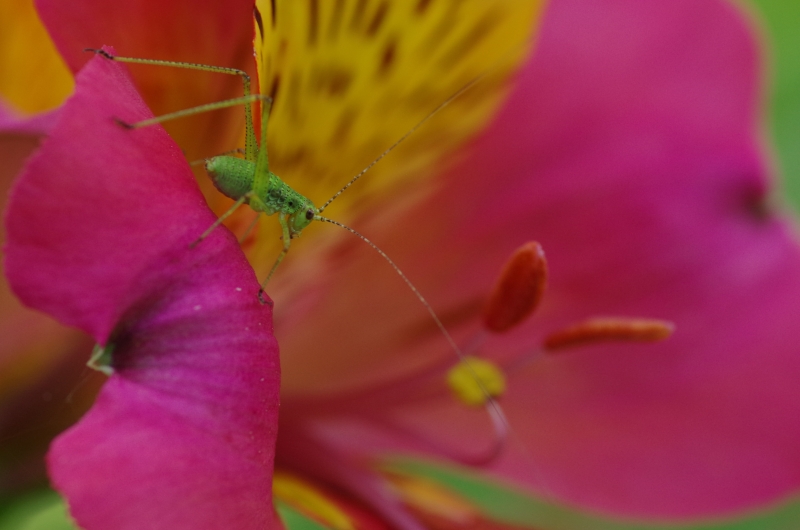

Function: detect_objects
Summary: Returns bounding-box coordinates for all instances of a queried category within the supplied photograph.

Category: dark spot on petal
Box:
[416,0,433,15]
[254,6,265,37]
[366,1,389,37]
[310,67,353,97]
[351,0,369,31]
[330,108,356,147]
[379,39,396,76]
[270,74,282,102]
[308,0,319,46]
[328,0,346,41]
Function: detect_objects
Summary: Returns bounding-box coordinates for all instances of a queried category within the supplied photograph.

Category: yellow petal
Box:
[253,0,545,210]
[0,0,73,114]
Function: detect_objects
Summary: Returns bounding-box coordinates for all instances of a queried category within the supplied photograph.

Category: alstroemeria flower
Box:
[3,0,800,529]
[256,0,800,522]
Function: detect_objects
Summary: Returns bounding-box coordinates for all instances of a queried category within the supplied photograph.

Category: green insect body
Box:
[86,48,481,295]
[205,155,317,239]
[198,99,319,291]
[84,49,321,290]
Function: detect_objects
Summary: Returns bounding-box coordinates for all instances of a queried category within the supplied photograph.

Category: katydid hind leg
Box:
[86,48,259,160]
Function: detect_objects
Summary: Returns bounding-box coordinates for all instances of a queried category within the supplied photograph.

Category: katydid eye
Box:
[305,209,314,220]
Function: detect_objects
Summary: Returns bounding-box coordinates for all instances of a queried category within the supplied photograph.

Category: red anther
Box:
[482,242,547,333]
[543,318,674,352]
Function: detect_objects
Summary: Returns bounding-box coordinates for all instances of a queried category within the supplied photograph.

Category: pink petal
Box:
[4,51,280,528]
[277,0,800,518]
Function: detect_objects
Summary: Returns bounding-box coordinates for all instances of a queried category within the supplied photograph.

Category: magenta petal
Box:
[4,52,280,528]
[276,0,800,518]
[5,51,229,340]
[434,0,800,516]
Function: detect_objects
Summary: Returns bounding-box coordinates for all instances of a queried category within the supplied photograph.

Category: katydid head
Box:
[288,200,318,236]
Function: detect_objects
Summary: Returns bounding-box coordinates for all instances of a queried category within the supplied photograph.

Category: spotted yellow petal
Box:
[253,0,545,211]
[0,0,73,114]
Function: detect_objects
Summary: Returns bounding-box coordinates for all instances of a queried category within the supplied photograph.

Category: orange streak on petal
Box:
[543,317,675,352]
[482,242,547,333]
[273,471,357,530]
[385,473,480,527]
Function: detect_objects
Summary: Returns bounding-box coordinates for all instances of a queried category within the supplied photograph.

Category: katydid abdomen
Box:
[206,155,317,235]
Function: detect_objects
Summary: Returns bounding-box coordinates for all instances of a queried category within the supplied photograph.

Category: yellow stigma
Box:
[447,356,506,407]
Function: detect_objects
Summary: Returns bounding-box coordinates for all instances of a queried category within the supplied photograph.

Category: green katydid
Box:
[87,47,481,315]
[86,48,512,455]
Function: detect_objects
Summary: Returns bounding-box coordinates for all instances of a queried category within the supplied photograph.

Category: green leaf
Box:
[0,489,78,530]
[745,0,800,213]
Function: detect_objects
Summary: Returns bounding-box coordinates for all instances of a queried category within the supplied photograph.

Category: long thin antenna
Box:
[317,72,488,213]
[315,215,510,448]
[316,217,460,354]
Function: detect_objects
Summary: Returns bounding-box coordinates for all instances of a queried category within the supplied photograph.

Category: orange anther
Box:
[482,242,547,333]
[543,318,674,352]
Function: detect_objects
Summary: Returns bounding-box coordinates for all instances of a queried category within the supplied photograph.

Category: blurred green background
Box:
[747,0,800,214]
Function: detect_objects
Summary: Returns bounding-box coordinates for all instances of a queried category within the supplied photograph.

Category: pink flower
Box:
[271,0,800,520]
[3,0,800,528]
